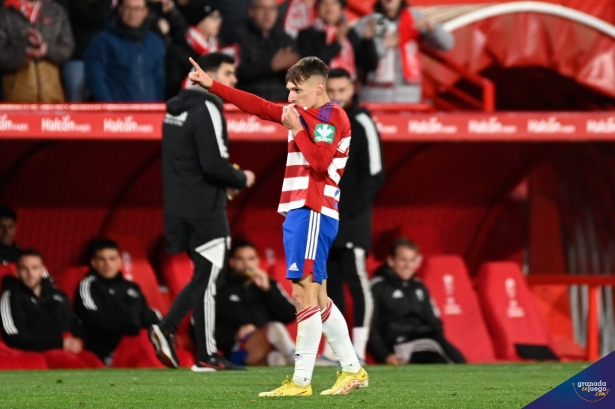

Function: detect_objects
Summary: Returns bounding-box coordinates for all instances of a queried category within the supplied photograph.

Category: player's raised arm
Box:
[189,57,284,124]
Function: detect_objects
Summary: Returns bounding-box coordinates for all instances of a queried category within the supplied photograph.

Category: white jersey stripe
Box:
[1,291,18,335]
[320,206,339,220]
[324,185,340,199]
[327,162,341,184]
[205,100,229,159]
[286,152,309,166]
[278,199,306,215]
[282,176,309,192]
[80,276,98,311]
[356,113,382,175]
[332,157,348,169]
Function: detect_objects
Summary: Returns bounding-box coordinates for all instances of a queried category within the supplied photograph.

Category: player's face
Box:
[287,76,324,108]
[326,76,354,108]
[208,62,237,88]
[0,217,16,246]
[198,10,222,38]
[249,0,278,34]
[91,249,122,280]
[119,0,149,29]
[229,246,260,275]
[380,0,403,17]
[17,255,46,291]
[318,0,343,25]
[389,247,423,280]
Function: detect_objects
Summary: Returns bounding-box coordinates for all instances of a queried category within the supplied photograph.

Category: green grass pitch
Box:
[0,363,587,408]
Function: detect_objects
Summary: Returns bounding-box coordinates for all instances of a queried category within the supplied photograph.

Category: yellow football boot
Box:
[258,376,313,397]
[320,367,369,395]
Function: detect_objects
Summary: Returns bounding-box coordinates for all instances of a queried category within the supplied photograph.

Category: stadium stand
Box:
[418,255,496,363]
[476,262,558,361]
[0,263,16,280]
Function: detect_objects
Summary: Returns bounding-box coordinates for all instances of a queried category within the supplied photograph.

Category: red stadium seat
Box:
[0,341,48,370]
[476,262,558,361]
[53,266,89,302]
[159,251,192,299]
[106,234,170,315]
[41,349,105,369]
[418,255,497,363]
[110,329,194,368]
[0,263,17,281]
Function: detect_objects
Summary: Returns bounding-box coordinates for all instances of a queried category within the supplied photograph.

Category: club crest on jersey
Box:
[314,124,335,144]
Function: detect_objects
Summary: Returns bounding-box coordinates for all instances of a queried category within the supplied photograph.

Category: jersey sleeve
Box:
[209,81,284,124]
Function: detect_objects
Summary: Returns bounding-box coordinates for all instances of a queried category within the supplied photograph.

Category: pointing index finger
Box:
[189,57,200,71]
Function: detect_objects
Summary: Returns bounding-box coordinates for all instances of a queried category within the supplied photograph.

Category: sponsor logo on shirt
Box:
[391,289,404,299]
[314,124,335,144]
[289,263,299,272]
[127,288,139,298]
[229,294,241,302]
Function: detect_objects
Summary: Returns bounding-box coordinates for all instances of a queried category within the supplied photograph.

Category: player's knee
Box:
[292,288,305,311]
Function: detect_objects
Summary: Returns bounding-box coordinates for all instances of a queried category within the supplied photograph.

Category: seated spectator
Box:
[84,0,165,102]
[74,239,161,364]
[0,206,19,265]
[165,0,225,98]
[231,0,299,101]
[1,249,84,353]
[297,0,378,82]
[354,0,454,103]
[216,240,296,366]
[0,0,74,102]
[57,0,113,101]
[368,238,466,364]
[278,0,316,39]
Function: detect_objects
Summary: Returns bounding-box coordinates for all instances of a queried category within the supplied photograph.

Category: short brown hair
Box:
[17,248,45,264]
[285,56,329,85]
[389,238,420,257]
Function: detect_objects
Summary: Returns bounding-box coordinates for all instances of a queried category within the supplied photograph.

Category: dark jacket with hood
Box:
[231,20,296,102]
[162,89,247,251]
[332,100,384,251]
[215,272,296,357]
[84,9,165,102]
[73,269,160,361]
[0,243,20,264]
[368,264,443,362]
[1,275,82,351]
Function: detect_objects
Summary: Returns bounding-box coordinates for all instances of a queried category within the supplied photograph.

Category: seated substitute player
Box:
[1,249,84,353]
[216,240,296,366]
[0,206,20,264]
[188,55,368,396]
[74,239,162,364]
[369,238,466,364]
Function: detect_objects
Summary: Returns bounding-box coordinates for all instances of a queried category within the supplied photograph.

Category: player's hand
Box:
[250,268,271,291]
[63,337,84,354]
[282,104,303,136]
[236,324,257,340]
[337,22,350,43]
[188,57,213,89]
[362,18,377,39]
[385,353,403,365]
[243,170,256,187]
[415,18,435,32]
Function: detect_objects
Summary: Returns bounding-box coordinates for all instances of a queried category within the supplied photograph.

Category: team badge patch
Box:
[314,124,336,144]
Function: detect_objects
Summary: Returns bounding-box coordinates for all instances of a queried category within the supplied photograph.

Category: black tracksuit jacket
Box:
[215,272,296,358]
[73,269,160,361]
[368,265,444,362]
[1,276,82,351]
[332,101,385,251]
[162,89,247,252]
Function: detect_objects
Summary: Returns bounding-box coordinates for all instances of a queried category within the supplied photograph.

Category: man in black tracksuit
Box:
[369,238,465,364]
[216,240,296,365]
[74,240,161,363]
[0,206,20,264]
[1,250,83,353]
[150,52,255,371]
[324,69,385,363]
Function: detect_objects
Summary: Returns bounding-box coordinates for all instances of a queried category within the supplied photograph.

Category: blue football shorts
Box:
[282,207,338,284]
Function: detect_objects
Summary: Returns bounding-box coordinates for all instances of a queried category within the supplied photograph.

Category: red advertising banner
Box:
[1,104,615,141]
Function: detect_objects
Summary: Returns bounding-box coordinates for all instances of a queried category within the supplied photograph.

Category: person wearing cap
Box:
[165,0,225,98]
[297,0,378,82]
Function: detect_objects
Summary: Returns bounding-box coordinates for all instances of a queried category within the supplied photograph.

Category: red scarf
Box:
[313,18,356,80]
[184,26,219,55]
[5,0,43,24]
[398,8,420,83]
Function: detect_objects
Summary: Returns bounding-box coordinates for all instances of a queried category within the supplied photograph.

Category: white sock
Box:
[292,306,321,387]
[321,340,338,362]
[352,327,369,363]
[267,321,295,358]
[321,299,361,373]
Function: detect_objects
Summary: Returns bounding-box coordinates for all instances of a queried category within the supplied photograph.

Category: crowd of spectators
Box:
[0,0,454,103]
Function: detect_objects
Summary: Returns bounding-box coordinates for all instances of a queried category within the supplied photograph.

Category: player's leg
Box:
[342,246,373,363]
[320,249,345,363]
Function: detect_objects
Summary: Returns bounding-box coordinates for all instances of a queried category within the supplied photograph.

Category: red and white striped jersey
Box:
[279,103,350,219]
[209,82,351,219]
